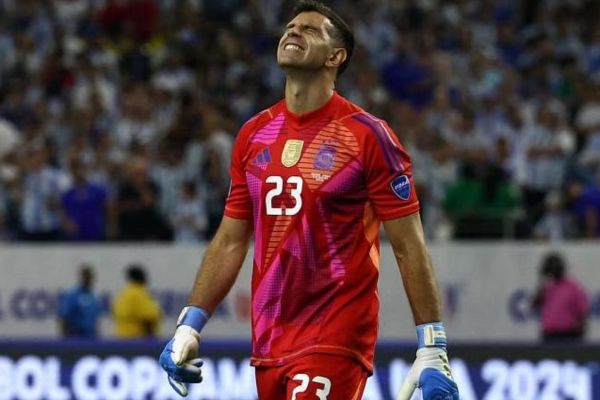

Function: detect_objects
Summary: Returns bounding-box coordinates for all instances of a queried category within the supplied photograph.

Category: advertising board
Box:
[0,340,598,400]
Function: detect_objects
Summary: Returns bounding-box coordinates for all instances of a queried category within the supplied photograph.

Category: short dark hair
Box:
[540,252,565,280]
[127,264,147,284]
[79,264,94,285]
[291,0,354,76]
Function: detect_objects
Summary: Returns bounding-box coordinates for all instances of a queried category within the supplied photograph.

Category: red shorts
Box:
[255,354,368,400]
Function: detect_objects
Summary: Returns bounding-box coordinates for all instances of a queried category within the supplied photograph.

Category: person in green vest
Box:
[443,163,521,238]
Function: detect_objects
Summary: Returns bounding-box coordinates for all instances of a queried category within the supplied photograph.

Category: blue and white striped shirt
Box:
[21,167,69,233]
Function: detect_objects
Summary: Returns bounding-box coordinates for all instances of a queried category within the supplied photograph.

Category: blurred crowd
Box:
[1,0,600,242]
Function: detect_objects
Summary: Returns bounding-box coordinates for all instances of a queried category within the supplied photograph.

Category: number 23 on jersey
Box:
[265,175,303,216]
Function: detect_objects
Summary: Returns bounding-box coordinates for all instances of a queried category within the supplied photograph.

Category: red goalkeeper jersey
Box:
[224,92,419,372]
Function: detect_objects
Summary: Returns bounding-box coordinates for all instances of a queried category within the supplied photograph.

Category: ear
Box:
[325,47,347,70]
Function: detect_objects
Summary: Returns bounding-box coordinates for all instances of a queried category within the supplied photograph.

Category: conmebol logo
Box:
[391,175,410,200]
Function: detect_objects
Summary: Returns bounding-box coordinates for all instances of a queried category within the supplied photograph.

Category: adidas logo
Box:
[252,148,271,165]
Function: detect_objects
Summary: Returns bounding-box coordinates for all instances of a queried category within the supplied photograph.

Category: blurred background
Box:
[0,0,599,399]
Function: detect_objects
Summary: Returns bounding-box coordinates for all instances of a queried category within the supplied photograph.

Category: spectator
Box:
[112,84,159,150]
[407,124,457,240]
[534,191,577,241]
[0,118,19,159]
[121,0,158,42]
[2,0,600,242]
[19,144,70,241]
[574,80,600,182]
[0,150,21,240]
[151,142,188,219]
[61,158,110,241]
[116,156,171,241]
[112,264,161,338]
[531,252,590,342]
[58,264,102,338]
[172,181,206,244]
[521,102,575,226]
[381,36,437,110]
[443,164,521,238]
[492,101,526,178]
[566,176,600,238]
[584,25,600,77]
[202,105,233,177]
[440,107,493,169]
[198,147,229,239]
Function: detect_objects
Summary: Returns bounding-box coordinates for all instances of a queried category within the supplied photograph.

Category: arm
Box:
[57,292,73,336]
[383,212,441,325]
[351,115,457,400]
[531,286,544,311]
[186,215,253,312]
[159,117,256,395]
[387,212,459,400]
[159,215,252,396]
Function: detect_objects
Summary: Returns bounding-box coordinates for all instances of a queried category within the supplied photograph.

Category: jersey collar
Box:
[283,91,341,125]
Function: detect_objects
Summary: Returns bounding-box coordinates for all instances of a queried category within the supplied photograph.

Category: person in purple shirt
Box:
[532,252,590,342]
[566,179,600,238]
[61,159,109,241]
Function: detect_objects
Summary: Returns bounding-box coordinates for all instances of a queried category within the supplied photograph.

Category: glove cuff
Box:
[177,306,210,333]
[416,322,447,349]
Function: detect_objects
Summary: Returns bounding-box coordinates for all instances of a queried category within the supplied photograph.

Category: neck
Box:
[284,70,335,114]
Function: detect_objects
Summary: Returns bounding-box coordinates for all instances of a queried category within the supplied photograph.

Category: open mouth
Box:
[284,43,304,52]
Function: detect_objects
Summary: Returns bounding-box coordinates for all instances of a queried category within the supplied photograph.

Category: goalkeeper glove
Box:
[159,306,210,397]
[397,322,459,400]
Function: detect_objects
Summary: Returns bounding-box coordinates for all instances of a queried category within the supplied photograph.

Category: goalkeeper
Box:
[159,1,459,399]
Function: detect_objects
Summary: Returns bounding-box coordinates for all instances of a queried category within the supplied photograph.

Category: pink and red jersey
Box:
[224,92,419,372]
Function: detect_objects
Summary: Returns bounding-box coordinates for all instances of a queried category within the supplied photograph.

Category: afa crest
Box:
[281,140,304,167]
[314,145,336,170]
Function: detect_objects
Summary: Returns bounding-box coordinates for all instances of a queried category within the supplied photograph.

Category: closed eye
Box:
[283,22,321,35]
[303,25,320,35]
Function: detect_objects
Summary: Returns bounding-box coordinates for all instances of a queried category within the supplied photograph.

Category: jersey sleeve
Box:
[361,117,420,220]
[224,122,253,220]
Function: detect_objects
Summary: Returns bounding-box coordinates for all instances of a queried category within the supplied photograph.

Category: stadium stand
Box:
[1,0,600,241]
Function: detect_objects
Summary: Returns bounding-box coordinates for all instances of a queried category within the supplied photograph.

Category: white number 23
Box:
[265,175,303,216]
[291,374,331,400]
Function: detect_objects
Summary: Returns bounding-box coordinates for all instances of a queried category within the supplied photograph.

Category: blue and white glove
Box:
[397,322,459,400]
[159,306,210,397]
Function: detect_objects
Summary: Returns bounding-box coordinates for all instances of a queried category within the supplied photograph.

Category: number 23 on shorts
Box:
[291,374,331,400]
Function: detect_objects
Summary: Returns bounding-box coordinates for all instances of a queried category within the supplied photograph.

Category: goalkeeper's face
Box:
[277,11,337,73]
